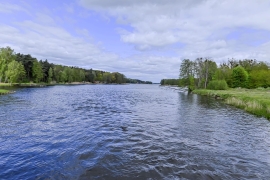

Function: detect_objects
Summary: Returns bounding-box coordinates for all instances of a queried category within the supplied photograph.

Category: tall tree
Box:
[0,47,16,82]
[32,60,43,83]
[231,66,248,88]
[16,53,35,82]
[5,60,25,84]
[79,70,85,82]
[179,59,196,88]
[202,59,217,89]
[48,67,53,83]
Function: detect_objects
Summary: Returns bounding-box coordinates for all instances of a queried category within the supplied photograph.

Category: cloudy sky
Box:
[1,0,270,82]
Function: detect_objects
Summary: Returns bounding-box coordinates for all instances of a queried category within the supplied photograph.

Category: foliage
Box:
[5,60,25,84]
[231,66,248,88]
[179,57,217,89]
[160,79,179,86]
[32,60,43,83]
[248,70,270,88]
[179,59,195,79]
[0,46,150,84]
[178,58,270,90]
[0,47,16,82]
[126,78,152,84]
[0,89,10,94]
[48,67,53,83]
[207,80,228,90]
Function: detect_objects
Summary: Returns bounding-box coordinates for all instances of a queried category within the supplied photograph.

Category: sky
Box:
[1,0,270,83]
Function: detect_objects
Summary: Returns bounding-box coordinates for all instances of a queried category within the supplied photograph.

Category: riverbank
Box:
[193,88,270,119]
[0,89,11,95]
[0,82,125,87]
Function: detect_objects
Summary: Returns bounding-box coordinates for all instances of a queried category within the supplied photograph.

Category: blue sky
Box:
[1,0,270,82]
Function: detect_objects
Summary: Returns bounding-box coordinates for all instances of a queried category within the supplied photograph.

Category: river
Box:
[0,84,270,179]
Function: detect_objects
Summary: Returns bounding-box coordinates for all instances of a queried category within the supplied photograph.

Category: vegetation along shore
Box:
[193,88,270,119]
[0,46,152,87]
[160,57,270,119]
[0,89,11,95]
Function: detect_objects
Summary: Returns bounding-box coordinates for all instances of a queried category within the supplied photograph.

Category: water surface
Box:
[1,85,270,179]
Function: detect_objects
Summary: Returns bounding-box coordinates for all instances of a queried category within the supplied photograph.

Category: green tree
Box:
[200,59,217,89]
[179,59,196,88]
[40,60,52,82]
[0,47,15,82]
[5,60,25,84]
[48,67,53,83]
[103,72,112,83]
[0,56,7,82]
[32,60,43,83]
[248,70,270,88]
[79,70,85,82]
[16,53,35,82]
[95,71,103,82]
[231,66,248,88]
[63,67,73,83]
[60,71,67,82]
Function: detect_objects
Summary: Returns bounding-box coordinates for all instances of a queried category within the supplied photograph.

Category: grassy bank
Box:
[193,88,270,119]
[0,89,10,95]
[0,83,12,87]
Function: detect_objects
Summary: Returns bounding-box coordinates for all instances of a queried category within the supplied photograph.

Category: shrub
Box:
[207,80,228,90]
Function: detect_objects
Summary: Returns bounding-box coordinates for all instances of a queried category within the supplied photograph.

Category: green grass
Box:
[0,83,12,87]
[193,88,270,119]
[0,89,10,95]
[0,82,49,87]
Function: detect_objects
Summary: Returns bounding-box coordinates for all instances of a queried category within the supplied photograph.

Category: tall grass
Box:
[193,88,270,119]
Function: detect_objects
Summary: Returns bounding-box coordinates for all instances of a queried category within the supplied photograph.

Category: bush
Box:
[207,80,228,90]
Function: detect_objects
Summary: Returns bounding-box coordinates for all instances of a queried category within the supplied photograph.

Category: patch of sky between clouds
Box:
[226,27,270,47]
[0,1,31,24]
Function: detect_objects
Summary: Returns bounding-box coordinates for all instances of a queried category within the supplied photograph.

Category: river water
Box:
[0,84,270,179]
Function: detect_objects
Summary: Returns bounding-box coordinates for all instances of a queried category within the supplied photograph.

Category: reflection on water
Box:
[0,84,270,179]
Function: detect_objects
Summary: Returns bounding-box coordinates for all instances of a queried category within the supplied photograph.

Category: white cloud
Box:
[0,20,114,67]
[80,0,270,62]
[0,2,26,13]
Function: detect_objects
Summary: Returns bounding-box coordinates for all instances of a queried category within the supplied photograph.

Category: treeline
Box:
[178,58,270,90]
[0,46,151,84]
[160,79,179,86]
[126,78,152,84]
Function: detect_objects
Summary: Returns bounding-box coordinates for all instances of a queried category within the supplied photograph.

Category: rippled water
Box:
[1,84,270,179]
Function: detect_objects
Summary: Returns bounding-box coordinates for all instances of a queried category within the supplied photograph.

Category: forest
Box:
[160,58,270,90]
[0,46,152,85]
